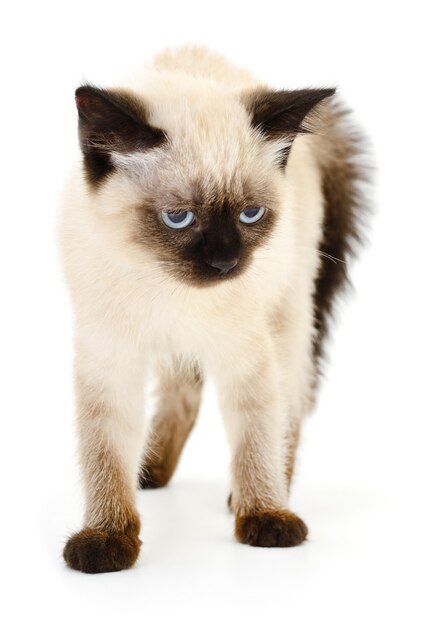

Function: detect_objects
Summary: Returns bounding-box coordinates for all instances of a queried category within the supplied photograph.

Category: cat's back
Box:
[150,45,256,89]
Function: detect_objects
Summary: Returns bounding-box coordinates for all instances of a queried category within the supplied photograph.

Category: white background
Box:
[1,1,421,624]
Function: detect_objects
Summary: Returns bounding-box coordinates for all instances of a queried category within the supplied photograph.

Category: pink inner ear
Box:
[75,93,91,109]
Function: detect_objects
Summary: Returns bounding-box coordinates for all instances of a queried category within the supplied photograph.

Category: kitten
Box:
[61,46,367,573]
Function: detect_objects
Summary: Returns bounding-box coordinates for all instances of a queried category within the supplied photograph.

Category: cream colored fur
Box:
[61,46,325,532]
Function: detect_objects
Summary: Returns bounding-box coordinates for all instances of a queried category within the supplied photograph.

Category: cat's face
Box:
[131,178,278,286]
[75,84,334,287]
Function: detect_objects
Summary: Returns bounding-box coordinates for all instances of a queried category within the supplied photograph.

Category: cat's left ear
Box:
[243,87,336,167]
[75,85,167,185]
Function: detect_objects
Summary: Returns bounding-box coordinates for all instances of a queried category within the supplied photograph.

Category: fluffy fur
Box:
[60,46,368,573]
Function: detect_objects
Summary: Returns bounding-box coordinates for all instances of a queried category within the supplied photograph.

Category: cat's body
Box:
[61,47,366,573]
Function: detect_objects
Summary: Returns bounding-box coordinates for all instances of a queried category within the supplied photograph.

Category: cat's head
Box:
[75,83,334,286]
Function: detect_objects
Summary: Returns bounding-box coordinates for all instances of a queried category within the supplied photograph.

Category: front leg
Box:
[63,337,145,573]
[214,336,308,548]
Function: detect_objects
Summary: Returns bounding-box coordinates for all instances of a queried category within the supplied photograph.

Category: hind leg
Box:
[138,363,202,489]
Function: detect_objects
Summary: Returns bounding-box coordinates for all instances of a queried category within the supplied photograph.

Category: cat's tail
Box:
[311,102,372,368]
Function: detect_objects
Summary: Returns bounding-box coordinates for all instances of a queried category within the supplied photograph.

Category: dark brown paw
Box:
[138,466,170,489]
[235,509,308,547]
[63,525,141,574]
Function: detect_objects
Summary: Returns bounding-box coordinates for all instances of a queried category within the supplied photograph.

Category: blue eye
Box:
[161,210,195,229]
[239,207,266,224]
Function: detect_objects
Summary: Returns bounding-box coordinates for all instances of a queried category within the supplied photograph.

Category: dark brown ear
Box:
[75,85,166,186]
[244,88,335,166]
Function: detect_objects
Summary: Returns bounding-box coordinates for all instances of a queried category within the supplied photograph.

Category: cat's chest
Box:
[128,276,259,357]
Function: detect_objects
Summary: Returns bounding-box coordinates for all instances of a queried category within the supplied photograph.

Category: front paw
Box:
[63,525,141,574]
[235,509,308,547]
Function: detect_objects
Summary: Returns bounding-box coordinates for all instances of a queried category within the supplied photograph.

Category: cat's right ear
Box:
[75,85,167,185]
[242,87,336,168]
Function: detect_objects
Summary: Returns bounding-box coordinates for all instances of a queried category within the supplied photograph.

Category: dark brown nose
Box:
[208,258,239,274]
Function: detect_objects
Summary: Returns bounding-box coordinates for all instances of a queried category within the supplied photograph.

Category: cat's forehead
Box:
[149,171,277,215]
[99,80,293,206]
[112,97,272,203]
[152,93,250,145]
[143,85,280,182]
[156,136,279,211]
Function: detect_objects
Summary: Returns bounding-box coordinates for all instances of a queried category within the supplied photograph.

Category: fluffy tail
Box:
[312,104,371,366]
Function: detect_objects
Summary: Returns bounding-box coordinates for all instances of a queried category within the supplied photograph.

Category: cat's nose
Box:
[208,257,239,274]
